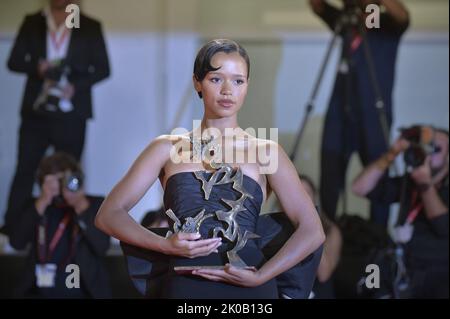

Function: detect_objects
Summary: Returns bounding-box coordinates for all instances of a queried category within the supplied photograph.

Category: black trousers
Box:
[3,115,86,234]
[320,73,392,226]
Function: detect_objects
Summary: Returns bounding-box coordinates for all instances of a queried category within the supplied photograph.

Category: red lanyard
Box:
[49,28,69,56]
[350,28,362,53]
[405,190,423,224]
[37,211,79,267]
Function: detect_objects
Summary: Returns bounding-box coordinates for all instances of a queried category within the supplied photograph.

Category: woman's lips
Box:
[218,99,235,108]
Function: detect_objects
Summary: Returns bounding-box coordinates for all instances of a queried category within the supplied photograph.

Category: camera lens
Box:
[403,145,426,168]
[65,175,81,192]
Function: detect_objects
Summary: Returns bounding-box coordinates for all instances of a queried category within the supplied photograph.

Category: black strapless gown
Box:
[161,171,278,299]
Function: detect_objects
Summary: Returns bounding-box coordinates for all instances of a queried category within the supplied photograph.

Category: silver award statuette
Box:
[168,154,260,273]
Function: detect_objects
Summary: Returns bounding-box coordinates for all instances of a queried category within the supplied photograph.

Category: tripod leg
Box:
[289,22,344,161]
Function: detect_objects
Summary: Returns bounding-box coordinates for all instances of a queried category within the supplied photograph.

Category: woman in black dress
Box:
[95,39,325,298]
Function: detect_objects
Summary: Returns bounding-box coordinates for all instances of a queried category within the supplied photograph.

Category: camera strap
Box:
[405,190,423,225]
[37,211,79,267]
[350,28,362,52]
[49,28,69,58]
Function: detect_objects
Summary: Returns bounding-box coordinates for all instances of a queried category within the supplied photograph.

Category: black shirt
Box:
[36,206,88,298]
[10,195,111,298]
[367,175,449,263]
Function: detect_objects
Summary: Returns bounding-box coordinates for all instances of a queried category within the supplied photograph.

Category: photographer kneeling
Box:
[10,152,111,298]
[352,125,448,298]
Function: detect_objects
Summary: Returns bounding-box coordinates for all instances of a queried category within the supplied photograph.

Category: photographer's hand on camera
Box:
[376,137,410,171]
[392,137,411,154]
[37,60,51,79]
[62,83,75,100]
[352,137,410,197]
[35,172,90,216]
[61,186,90,216]
[411,156,432,191]
[35,174,60,215]
[410,156,448,223]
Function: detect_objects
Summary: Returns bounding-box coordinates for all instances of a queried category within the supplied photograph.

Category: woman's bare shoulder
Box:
[240,133,283,175]
[244,134,281,155]
[149,133,191,150]
[143,133,191,166]
[240,130,278,147]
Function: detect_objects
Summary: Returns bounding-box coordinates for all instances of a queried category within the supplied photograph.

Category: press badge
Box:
[393,224,414,244]
[35,263,57,288]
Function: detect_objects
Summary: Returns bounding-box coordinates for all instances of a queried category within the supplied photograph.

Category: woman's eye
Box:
[235,79,245,85]
[210,77,221,83]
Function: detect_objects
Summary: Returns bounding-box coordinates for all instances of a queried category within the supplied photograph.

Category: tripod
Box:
[289,5,394,215]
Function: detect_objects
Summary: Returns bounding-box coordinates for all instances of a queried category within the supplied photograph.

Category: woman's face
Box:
[194,51,249,119]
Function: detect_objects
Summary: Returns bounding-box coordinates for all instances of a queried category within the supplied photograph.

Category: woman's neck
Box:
[199,117,240,137]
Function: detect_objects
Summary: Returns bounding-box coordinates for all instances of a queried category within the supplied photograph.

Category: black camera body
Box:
[403,145,427,169]
[53,172,84,207]
[44,60,70,82]
[400,126,440,168]
[61,172,83,193]
[33,59,72,115]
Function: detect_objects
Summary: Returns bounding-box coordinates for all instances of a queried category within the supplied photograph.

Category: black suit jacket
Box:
[7,10,110,120]
[9,196,112,299]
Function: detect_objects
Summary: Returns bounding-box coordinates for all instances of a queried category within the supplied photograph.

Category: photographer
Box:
[352,126,449,298]
[2,0,110,236]
[309,0,410,226]
[9,152,111,298]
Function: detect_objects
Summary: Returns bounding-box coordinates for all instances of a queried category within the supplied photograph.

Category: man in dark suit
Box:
[309,0,409,226]
[2,0,110,236]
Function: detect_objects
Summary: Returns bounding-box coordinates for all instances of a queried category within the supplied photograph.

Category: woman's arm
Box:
[316,222,342,283]
[410,157,448,234]
[95,135,221,257]
[352,138,409,197]
[256,142,326,283]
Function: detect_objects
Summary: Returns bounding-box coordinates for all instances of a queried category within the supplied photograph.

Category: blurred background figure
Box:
[140,207,169,229]
[9,152,111,298]
[352,125,449,298]
[309,0,410,226]
[299,175,342,299]
[1,0,110,236]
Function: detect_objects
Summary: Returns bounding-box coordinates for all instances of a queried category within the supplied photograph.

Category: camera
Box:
[399,126,441,168]
[44,59,69,82]
[33,59,73,114]
[53,172,84,207]
[62,172,83,193]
